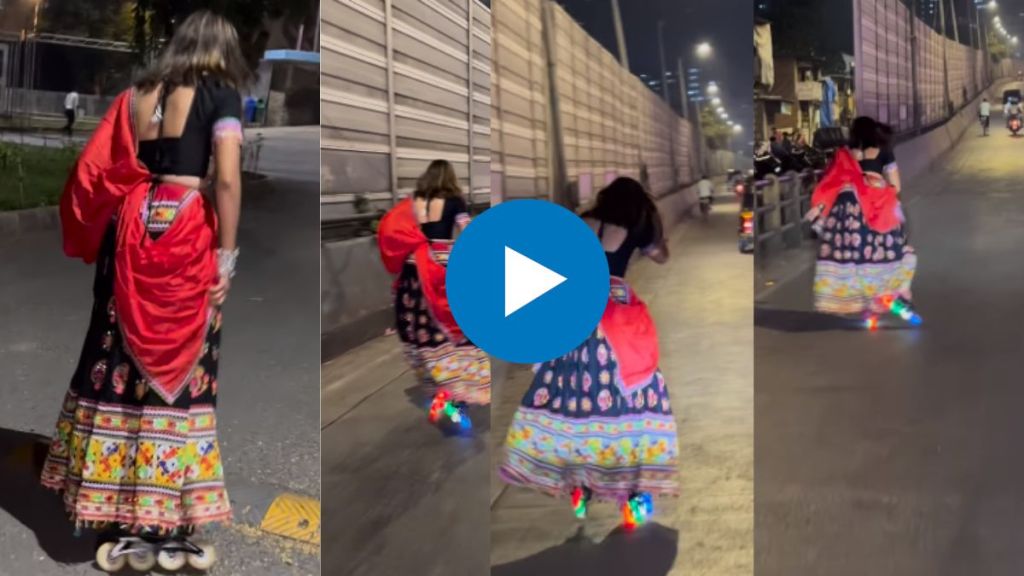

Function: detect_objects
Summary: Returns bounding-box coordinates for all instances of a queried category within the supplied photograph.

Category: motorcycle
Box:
[1009,114,1022,136]
[737,178,755,253]
[738,210,755,253]
[699,195,713,219]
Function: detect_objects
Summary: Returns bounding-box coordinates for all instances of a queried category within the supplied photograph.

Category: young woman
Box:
[849,117,901,193]
[805,116,916,321]
[377,160,491,428]
[43,11,248,572]
[498,177,679,528]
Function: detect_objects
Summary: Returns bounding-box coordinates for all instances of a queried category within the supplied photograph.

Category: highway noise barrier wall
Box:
[492,0,698,207]
[320,0,493,220]
[320,0,701,219]
[855,0,1024,134]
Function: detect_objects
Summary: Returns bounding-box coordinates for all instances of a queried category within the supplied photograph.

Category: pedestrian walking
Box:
[804,116,917,322]
[44,10,250,572]
[980,97,991,136]
[377,160,491,430]
[63,89,79,137]
[498,177,679,529]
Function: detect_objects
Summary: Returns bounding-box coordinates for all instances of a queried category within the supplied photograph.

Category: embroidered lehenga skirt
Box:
[41,187,231,534]
[395,241,491,405]
[813,190,917,315]
[498,278,679,501]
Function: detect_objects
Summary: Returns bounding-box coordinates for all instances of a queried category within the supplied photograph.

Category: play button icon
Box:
[447,200,610,364]
[504,247,566,317]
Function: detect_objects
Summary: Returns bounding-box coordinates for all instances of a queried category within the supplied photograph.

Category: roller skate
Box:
[879,294,922,326]
[95,531,216,572]
[571,486,592,519]
[427,390,472,431]
[621,492,654,531]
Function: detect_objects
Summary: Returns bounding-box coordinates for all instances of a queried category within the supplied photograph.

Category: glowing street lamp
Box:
[732,124,743,133]
[711,97,722,106]
[707,82,720,96]
[695,42,712,59]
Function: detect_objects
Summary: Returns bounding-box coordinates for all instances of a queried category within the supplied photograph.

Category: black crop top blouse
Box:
[137,80,243,178]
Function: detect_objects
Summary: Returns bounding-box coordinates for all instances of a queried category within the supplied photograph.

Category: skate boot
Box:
[571,486,593,519]
[95,531,216,572]
[621,492,654,530]
[879,294,922,326]
[428,390,472,431]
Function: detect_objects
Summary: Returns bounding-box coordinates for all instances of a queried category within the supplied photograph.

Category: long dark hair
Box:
[135,10,252,91]
[414,160,463,201]
[849,116,893,150]
[581,177,663,243]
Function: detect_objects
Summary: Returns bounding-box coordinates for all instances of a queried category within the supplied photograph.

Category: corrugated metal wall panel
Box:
[856,0,1019,134]
[321,0,491,220]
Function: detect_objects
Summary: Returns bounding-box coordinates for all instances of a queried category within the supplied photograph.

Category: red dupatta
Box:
[599,283,659,393]
[811,147,901,234]
[377,198,464,343]
[60,89,217,405]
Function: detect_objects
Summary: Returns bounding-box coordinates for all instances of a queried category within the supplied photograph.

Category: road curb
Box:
[0,173,271,239]
[3,437,320,546]
[0,206,59,237]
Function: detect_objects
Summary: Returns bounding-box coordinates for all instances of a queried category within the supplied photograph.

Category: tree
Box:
[131,0,319,66]
[699,105,732,150]
[40,0,134,41]
[987,28,1009,62]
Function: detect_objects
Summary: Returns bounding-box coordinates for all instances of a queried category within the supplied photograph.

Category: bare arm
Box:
[213,136,242,251]
[886,165,902,194]
[209,117,244,306]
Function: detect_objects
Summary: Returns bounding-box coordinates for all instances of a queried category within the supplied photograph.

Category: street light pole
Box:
[657,20,670,104]
[610,0,629,71]
[677,56,689,120]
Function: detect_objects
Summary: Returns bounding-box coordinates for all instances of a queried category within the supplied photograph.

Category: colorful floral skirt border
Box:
[396,261,491,405]
[498,287,679,501]
[813,191,917,315]
[40,225,231,534]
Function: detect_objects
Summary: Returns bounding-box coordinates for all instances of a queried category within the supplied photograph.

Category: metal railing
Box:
[752,168,822,266]
[242,132,264,175]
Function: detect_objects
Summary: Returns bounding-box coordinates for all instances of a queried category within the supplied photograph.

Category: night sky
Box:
[553,0,753,143]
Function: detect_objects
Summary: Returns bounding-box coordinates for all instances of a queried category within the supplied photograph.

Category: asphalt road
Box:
[756,107,1024,575]
[320,326,492,576]
[489,197,754,576]
[0,165,320,572]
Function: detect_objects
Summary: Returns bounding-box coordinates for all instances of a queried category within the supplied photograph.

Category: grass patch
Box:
[0,142,79,211]
[0,115,100,134]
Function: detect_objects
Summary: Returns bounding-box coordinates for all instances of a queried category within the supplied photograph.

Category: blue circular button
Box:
[447,200,610,364]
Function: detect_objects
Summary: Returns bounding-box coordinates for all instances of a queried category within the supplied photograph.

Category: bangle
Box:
[218,248,239,279]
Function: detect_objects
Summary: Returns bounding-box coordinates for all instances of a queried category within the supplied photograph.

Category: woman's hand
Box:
[804,205,823,222]
[645,239,670,264]
[210,275,231,307]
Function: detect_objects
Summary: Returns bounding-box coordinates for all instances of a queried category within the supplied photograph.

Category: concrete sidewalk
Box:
[490,199,754,575]
[320,332,492,576]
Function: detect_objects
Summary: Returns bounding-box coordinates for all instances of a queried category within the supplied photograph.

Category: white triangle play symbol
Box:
[504,246,567,317]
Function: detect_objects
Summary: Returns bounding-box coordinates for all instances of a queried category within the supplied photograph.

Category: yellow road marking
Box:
[259,493,321,545]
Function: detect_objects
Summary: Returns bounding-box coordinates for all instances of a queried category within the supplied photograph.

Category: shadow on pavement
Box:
[491,523,678,576]
[755,306,916,333]
[0,428,94,565]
